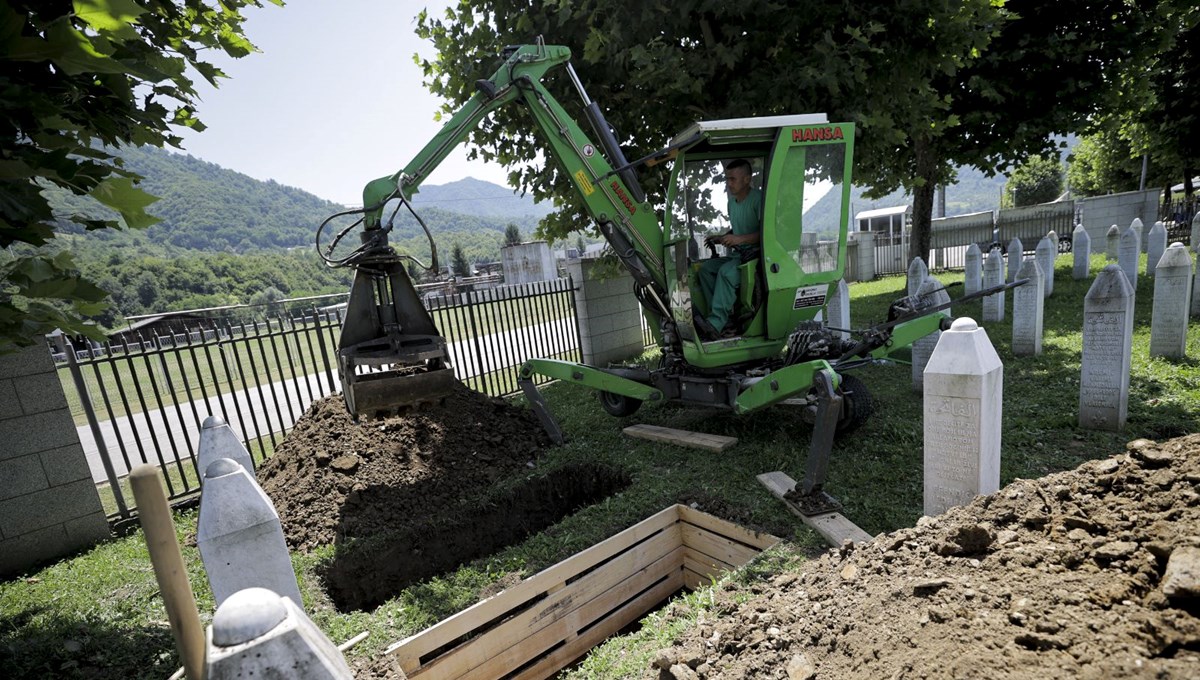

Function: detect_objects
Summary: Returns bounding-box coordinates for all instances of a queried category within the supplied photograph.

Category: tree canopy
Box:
[1005,155,1065,207]
[0,0,279,351]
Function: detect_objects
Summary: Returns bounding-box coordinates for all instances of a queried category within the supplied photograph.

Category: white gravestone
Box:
[1193,249,1200,318]
[1192,213,1200,254]
[1131,217,1145,253]
[1150,243,1192,359]
[1035,235,1055,298]
[907,257,928,298]
[964,243,982,296]
[198,459,303,609]
[983,248,1005,322]
[1147,221,1168,279]
[1079,265,1135,431]
[206,588,354,680]
[922,318,1003,516]
[1072,225,1091,280]
[912,278,952,393]
[1106,225,1120,261]
[1012,258,1045,356]
[827,279,850,341]
[856,231,876,281]
[1118,227,1140,291]
[198,416,255,485]
[1007,237,1023,284]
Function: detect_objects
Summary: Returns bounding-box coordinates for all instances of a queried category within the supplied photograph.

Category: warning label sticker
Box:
[792,285,827,310]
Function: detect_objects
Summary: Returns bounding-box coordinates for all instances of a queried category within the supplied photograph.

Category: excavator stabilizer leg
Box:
[785,368,844,516]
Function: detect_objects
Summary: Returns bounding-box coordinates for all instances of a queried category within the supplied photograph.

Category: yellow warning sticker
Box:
[574,169,595,196]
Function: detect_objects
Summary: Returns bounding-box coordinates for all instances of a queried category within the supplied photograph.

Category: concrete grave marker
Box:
[1035,235,1055,298]
[828,279,850,340]
[1150,242,1192,359]
[198,416,255,485]
[912,278,951,393]
[1193,249,1200,318]
[1118,227,1140,291]
[964,243,982,296]
[1106,225,1120,260]
[1012,258,1044,356]
[1192,213,1200,254]
[922,317,1003,516]
[197,459,303,609]
[206,588,353,680]
[855,231,876,281]
[1131,217,1145,253]
[1073,224,1091,280]
[983,248,1005,322]
[1007,237,1023,283]
[1079,265,1134,431]
[1147,221,1168,278]
[907,257,928,298]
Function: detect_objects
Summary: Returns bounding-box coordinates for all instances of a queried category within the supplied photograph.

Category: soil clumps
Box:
[258,383,551,553]
[652,435,1200,678]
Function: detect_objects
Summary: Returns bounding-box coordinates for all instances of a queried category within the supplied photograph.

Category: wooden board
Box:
[623,424,737,452]
[757,471,874,547]
[678,505,780,551]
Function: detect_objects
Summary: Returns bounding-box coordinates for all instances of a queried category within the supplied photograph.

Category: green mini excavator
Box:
[317,41,1015,512]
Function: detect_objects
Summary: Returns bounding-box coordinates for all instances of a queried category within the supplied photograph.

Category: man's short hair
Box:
[726,158,752,175]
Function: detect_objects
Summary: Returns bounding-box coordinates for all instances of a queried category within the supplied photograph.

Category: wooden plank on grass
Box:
[623,424,737,452]
[678,505,781,551]
[757,471,874,547]
[682,523,761,569]
[386,505,681,671]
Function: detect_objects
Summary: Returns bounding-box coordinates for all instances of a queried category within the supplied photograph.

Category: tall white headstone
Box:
[1012,258,1044,356]
[922,318,1003,516]
[983,248,1005,322]
[856,231,877,281]
[827,279,850,341]
[1118,227,1140,291]
[1150,242,1192,359]
[1131,217,1145,253]
[1079,265,1134,431]
[1106,225,1120,261]
[907,256,928,298]
[1035,235,1055,298]
[198,416,255,485]
[1192,213,1200,254]
[1007,238,1023,283]
[1147,221,1168,278]
[912,278,951,393]
[198,459,303,609]
[1192,250,1200,318]
[207,588,354,680]
[964,243,982,296]
[1073,225,1091,280]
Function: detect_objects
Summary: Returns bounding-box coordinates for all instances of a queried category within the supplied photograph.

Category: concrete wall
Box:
[0,346,110,577]
[566,258,645,366]
[1078,189,1161,243]
[501,241,557,285]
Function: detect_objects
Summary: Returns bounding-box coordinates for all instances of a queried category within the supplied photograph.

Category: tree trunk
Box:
[910,137,936,264]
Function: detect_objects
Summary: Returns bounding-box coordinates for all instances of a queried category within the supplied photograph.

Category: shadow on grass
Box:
[0,608,176,680]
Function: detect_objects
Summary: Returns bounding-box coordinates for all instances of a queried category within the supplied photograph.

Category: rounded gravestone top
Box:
[1074,224,1086,233]
[1132,217,1143,228]
[202,415,226,429]
[950,317,978,332]
[1108,225,1120,234]
[205,457,241,479]
[212,587,288,647]
[1169,242,1185,249]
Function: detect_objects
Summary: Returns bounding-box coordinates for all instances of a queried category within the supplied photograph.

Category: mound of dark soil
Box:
[257,384,551,553]
[652,435,1200,679]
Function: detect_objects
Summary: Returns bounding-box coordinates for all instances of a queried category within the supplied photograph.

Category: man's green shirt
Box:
[729,186,763,255]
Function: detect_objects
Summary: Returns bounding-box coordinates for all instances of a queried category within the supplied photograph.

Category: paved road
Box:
[78,318,579,484]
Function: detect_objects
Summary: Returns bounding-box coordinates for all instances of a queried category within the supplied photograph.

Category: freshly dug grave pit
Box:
[652,435,1200,679]
[258,384,553,553]
[322,462,632,613]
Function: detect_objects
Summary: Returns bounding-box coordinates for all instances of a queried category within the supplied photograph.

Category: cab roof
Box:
[671,113,829,147]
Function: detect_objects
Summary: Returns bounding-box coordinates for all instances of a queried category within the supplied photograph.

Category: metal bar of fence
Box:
[153,333,199,482]
[242,321,280,450]
[463,290,489,395]
[124,336,175,496]
[292,315,317,406]
[264,318,298,427]
[224,323,268,452]
[88,342,133,475]
[312,306,336,394]
[477,289,502,393]
[139,333,190,491]
[66,343,129,519]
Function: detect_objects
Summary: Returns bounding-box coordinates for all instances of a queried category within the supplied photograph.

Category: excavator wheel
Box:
[598,390,643,417]
[834,373,873,436]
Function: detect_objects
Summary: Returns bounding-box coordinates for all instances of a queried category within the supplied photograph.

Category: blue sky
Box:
[177,0,510,205]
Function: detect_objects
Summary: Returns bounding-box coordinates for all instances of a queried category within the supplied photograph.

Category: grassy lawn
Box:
[4,251,1197,679]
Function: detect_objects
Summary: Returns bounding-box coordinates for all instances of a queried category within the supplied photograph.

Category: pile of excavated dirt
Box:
[651,435,1200,679]
[257,384,551,553]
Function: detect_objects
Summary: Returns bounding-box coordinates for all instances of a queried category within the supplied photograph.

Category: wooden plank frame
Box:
[385,505,779,680]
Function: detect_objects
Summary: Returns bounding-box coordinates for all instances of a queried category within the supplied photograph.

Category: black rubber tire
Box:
[598,390,643,417]
[834,373,873,436]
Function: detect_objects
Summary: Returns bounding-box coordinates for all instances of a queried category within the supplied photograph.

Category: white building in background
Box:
[501,241,557,284]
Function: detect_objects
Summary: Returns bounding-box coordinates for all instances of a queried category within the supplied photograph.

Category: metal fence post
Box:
[66,341,129,519]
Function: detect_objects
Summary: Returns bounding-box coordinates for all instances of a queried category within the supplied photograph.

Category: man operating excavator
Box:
[695,159,763,338]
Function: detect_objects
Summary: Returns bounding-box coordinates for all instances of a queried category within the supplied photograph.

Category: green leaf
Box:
[88,177,161,229]
[73,0,145,41]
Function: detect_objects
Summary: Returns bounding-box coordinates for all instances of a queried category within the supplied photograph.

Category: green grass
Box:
[5,250,1198,679]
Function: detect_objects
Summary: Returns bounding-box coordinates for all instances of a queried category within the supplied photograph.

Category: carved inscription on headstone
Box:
[1106,225,1120,261]
[964,242,982,296]
[1150,242,1192,358]
[1118,227,1140,291]
[1079,265,1134,431]
[1012,258,1044,356]
[983,248,1004,322]
[1073,225,1091,280]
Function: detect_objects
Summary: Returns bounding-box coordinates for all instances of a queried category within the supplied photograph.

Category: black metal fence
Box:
[60,278,580,520]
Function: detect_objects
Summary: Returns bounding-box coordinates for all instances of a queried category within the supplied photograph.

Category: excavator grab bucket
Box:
[336,258,456,417]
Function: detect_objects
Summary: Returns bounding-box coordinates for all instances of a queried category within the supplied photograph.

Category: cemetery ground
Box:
[3,251,1200,679]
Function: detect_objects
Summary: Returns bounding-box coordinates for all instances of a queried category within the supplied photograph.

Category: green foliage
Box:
[1067,135,1146,197]
[451,241,471,276]
[504,222,522,246]
[0,0,281,350]
[1004,155,1065,207]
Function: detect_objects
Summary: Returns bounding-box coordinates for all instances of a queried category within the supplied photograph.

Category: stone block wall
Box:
[566,258,646,366]
[1079,189,1161,243]
[0,346,110,577]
